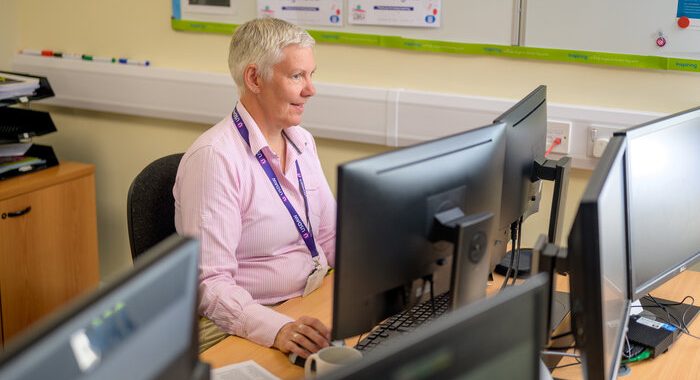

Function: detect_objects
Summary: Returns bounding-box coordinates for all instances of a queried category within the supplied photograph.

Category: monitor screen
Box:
[494,85,547,231]
[0,235,204,380]
[621,106,700,300]
[332,122,506,339]
[323,273,549,380]
[568,135,630,380]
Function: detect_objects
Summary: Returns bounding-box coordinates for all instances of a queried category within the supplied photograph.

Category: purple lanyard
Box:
[232,108,319,260]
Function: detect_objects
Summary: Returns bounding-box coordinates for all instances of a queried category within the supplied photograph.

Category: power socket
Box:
[546,120,572,155]
[588,124,624,158]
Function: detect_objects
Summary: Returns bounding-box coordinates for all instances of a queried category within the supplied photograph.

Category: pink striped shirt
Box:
[173,102,336,347]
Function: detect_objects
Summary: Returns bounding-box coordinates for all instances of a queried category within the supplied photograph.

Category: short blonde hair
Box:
[228,18,315,94]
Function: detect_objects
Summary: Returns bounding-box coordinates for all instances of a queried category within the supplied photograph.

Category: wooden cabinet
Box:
[0,162,99,345]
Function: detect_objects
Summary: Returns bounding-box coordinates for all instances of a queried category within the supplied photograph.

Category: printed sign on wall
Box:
[258,0,343,27]
[348,0,441,28]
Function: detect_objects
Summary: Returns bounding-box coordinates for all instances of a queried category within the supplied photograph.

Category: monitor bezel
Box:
[568,135,631,380]
[332,122,507,340]
[0,235,201,378]
[617,106,700,300]
[323,273,549,380]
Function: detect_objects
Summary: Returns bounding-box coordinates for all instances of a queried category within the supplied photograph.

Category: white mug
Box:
[304,346,363,379]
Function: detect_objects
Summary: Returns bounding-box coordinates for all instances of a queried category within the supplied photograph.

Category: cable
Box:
[621,348,652,364]
[510,216,524,286]
[647,294,684,333]
[546,345,578,351]
[356,333,364,347]
[550,331,573,340]
[541,350,580,358]
[679,296,695,336]
[544,137,562,157]
[499,221,519,291]
[623,334,631,358]
[548,357,582,371]
[641,294,700,340]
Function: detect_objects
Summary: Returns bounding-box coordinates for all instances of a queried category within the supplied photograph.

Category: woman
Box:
[174,18,336,358]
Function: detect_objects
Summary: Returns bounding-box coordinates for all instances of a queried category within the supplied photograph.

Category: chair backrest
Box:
[127,153,184,261]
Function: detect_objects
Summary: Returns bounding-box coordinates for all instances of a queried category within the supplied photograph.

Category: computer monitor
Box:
[492,86,569,282]
[332,122,507,340]
[619,106,700,300]
[494,85,547,232]
[0,235,208,380]
[323,273,550,380]
[568,135,631,380]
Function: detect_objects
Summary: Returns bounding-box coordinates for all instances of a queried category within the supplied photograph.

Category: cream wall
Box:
[3,0,699,277]
[0,0,17,70]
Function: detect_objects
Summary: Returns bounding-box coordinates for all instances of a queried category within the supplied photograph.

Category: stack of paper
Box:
[0,156,46,175]
[0,72,40,101]
[0,143,46,175]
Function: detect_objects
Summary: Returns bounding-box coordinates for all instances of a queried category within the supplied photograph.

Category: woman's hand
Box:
[274,315,331,358]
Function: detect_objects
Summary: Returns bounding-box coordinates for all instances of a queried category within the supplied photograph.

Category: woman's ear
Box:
[243,64,261,94]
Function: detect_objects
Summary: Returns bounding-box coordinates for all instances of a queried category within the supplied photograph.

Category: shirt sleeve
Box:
[175,146,293,347]
[307,135,337,268]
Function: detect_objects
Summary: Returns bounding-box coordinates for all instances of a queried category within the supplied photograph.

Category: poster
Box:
[258,0,343,27]
[348,0,441,28]
[183,0,239,15]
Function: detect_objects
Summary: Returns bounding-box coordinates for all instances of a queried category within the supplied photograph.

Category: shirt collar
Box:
[234,101,307,156]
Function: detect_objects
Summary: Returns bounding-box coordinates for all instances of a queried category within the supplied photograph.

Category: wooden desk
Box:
[201,274,335,379]
[201,271,700,380]
[553,270,700,380]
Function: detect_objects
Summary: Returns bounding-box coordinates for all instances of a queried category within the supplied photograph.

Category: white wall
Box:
[3,0,699,276]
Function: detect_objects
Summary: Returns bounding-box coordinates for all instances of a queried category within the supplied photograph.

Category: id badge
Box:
[303,261,328,297]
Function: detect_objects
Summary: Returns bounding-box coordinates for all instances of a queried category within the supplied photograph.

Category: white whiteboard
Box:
[523,0,700,59]
[177,0,519,46]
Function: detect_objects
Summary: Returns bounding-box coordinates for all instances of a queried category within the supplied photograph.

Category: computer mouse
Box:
[288,340,346,367]
[288,353,306,367]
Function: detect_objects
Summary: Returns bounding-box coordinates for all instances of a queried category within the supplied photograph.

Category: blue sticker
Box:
[660,322,677,332]
[425,15,436,24]
[677,0,700,19]
[330,15,340,23]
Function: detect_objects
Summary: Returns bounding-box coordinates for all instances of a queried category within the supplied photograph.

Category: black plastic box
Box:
[0,71,59,180]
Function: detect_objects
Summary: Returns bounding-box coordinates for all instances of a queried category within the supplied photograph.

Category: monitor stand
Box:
[432,209,495,309]
[493,156,571,280]
[550,291,570,331]
[539,359,554,380]
[192,361,212,380]
[532,236,574,372]
[495,248,534,279]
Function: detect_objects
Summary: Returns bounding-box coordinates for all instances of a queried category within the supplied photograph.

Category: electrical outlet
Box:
[546,120,572,155]
[588,124,624,158]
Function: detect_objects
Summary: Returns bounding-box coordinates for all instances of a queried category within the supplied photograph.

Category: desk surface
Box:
[553,270,700,380]
[201,271,700,380]
[201,274,335,379]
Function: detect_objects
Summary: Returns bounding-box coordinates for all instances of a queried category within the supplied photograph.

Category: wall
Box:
[3,0,699,277]
[0,0,18,69]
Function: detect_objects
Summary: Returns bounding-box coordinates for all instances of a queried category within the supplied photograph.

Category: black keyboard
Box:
[354,291,451,353]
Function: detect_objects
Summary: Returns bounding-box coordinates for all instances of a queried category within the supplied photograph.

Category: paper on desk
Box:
[0,143,32,157]
[0,72,40,100]
[211,360,280,380]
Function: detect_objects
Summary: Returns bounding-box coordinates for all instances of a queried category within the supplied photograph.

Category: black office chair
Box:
[127,153,184,261]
